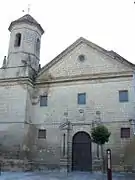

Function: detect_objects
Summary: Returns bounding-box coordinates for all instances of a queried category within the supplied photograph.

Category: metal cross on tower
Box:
[27,4,31,14]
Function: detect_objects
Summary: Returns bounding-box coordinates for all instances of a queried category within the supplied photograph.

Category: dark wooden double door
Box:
[72,132,92,172]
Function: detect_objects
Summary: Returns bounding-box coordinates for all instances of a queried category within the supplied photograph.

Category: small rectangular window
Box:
[40,95,48,106]
[121,128,130,138]
[119,90,128,102]
[78,93,86,104]
[14,33,21,47]
[38,129,46,139]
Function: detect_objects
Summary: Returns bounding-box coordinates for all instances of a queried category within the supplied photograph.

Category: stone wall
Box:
[0,159,61,172]
[0,82,29,158]
[38,42,131,80]
[31,74,135,169]
[34,76,135,124]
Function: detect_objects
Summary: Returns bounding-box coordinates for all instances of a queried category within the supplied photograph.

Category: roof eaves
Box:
[8,15,44,34]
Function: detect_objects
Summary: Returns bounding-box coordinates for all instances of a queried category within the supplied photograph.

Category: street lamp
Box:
[106,149,112,180]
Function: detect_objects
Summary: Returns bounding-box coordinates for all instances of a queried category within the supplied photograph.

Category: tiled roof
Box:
[15,14,39,25]
[8,14,44,34]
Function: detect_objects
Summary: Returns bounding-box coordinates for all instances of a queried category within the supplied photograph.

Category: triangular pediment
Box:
[37,37,135,81]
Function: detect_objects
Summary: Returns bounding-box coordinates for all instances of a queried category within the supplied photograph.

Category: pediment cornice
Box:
[36,71,133,85]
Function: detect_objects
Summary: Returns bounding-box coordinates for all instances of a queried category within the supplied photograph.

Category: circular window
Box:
[78,54,85,62]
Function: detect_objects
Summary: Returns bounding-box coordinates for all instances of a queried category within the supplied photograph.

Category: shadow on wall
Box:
[123,136,135,169]
[21,124,37,160]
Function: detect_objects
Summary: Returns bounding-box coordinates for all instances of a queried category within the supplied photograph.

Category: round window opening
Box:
[78,54,85,62]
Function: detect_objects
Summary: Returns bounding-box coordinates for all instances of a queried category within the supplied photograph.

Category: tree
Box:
[91,125,111,173]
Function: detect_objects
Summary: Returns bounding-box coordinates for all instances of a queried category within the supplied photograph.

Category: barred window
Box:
[121,128,130,138]
[38,129,46,139]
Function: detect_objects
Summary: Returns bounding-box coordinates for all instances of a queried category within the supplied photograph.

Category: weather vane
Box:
[22,4,31,14]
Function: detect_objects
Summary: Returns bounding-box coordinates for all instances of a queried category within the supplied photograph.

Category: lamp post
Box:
[106,149,112,180]
[0,160,1,175]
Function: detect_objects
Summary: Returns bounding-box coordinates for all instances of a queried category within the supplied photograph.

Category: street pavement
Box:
[0,171,135,180]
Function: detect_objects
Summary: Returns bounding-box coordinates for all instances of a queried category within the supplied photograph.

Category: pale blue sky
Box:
[0,0,135,67]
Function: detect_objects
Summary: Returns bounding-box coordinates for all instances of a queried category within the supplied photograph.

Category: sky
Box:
[0,0,135,67]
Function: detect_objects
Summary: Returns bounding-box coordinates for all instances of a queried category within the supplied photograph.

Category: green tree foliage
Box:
[91,125,111,145]
[91,124,111,173]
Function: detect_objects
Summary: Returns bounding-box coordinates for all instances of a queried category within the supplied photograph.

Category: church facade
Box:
[0,14,135,171]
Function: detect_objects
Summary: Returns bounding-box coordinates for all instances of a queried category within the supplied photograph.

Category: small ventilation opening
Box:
[78,54,85,62]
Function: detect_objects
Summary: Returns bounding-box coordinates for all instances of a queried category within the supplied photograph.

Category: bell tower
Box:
[7,14,44,74]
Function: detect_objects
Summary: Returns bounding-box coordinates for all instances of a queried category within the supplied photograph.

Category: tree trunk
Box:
[97,144,99,159]
[101,144,105,173]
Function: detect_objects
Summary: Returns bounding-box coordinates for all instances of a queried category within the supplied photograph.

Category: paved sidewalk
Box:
[0,171,135,180]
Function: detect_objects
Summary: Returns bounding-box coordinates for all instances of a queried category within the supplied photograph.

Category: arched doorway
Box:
[72,131,92,171]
